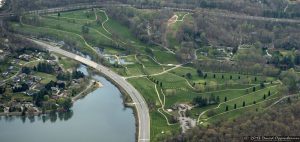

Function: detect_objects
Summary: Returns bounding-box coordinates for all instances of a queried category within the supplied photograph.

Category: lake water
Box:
[0,65,136,142]
[0,0,4,8]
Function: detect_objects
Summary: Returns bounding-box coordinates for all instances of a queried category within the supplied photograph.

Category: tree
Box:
[230,75,232,80]
[213,74,216,78]
[193,96,208,107]
[232,46,238,54]
[160,82,163,87]
[253,87,256,92]
[44,95,49,101]
[197,69,203,77]
[287,97,291,103]
[294,51,300,65]
[268,90,271,96]
[63,98,72,110]
[36,62,55,74]
[72,71,85,79]
[204,74,207,79]
[216,96,220,103]
[263,94,266,100]
[186,73,192,79]
[222,75,224,79]
[243,101,246,107]
[21,67,31,74]
[280,69,299,92]
[225,106,229,111]
[57,72,71,81]
[253,101,256,104]
[254,77,257,82]
[260,82,265,88]
[234,104,237,109]
[58,12,61,17]
[224,97,227,102]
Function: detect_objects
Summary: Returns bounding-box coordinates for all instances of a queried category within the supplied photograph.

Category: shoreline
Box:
[0,72,139,141]
[0,79,102,117]
[89,69,140,142]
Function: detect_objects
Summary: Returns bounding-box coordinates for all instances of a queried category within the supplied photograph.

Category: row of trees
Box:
[56,70,85,81]
[193,94,220,107]
[34,62,55,74]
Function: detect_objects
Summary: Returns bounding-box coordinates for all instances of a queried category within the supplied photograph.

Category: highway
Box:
[30,39,150,142]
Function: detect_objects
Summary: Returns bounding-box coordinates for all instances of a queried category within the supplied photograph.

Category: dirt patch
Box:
[167,15,178,26]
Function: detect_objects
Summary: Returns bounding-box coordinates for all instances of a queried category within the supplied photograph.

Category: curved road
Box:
[30,39,150,142]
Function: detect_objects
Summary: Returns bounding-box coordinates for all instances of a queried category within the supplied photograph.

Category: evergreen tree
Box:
[197,69,203,77]
[260,82,265,88]
[243,101,246,107]
[204,74,207,79]
[225,106,229,111]
[234,104,237,109]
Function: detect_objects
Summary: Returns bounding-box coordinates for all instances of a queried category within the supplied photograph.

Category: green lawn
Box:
[153,51,179,64]
[55,9,96,20]
[34,72,57,84]
[57,55,79,70]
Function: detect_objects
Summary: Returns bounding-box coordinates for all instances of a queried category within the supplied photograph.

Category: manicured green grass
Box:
[128,77,180,141]
[57,56,79,70]
[213,85,278,114]
[10,23,98,59]
[36,16,111,46]
[105,15,141,44]
[55,9,96,20]
[206,97,279,124]
[128,77,160,106]
[34,72,57,84]
[137,55,159,67]
[124,64,144,76]
[150,111,180,142]
[153,51,179,64]
[12,93,32,102]
[171,67,276,83]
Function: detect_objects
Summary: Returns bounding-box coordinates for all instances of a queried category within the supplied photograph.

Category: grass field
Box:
[34,72,57,84]
[128,65,281,141]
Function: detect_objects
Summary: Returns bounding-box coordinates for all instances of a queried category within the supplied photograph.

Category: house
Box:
[8,66,14,70]
[57,41,65,47]
[19,54,32,61]
[13,76,21,82]
[32,76,42,82]
[19,73,27,79]
[2,72,8,77]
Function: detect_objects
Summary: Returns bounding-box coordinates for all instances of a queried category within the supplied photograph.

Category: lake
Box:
[0,65,136,142]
